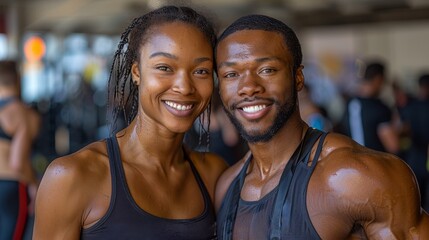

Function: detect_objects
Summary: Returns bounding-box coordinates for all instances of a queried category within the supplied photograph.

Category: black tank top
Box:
[217,128,327,240]
[0,97,15,141]
[81,137,217,240]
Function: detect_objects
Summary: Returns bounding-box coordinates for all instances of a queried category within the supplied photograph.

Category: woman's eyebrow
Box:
[149,52,178,59]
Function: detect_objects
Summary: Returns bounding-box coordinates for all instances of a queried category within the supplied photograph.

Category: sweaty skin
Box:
[34,22,227,239]
[215,29,429,239]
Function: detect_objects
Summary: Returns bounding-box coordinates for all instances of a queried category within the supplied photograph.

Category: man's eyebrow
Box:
[217,61,236,69]
[255,57,282,63]
[149,52,178,59]
[218,57,282,69]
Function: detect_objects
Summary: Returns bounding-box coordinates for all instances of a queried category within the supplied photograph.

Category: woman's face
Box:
[131,21,214,134]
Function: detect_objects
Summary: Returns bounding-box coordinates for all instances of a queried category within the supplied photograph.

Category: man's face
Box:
[216,29,303,143]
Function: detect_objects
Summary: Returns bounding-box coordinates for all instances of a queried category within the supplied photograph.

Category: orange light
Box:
[24,36,46,61]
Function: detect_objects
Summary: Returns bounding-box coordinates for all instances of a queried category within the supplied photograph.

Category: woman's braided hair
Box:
[107,5,216,149]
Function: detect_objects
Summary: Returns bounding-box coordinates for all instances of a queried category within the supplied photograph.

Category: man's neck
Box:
[247,118,308,179]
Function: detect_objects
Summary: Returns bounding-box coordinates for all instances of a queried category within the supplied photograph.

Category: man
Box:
[214,15,429,239]
[339,61,399,154]
[401,73,429,209]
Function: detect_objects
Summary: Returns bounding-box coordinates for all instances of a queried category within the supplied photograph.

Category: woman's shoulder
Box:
[43,140,110,189]
[185,148,229,199]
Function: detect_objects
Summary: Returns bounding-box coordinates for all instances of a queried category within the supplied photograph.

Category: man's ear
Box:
[295,65,305,91]
[131,62,141,86]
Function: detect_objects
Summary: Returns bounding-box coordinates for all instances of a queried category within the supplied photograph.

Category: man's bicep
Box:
[364,160,425,239]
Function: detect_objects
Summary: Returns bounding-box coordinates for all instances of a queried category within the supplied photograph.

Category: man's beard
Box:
[223,89,297,144]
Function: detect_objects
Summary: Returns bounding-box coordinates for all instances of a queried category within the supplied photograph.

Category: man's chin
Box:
[241,130,275,143]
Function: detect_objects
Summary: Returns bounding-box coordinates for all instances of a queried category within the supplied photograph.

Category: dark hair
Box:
[418,74,429,87]
[363,62,385,81]
[0,60,19,87]
[216,14,302,72]
[107,5,217,135]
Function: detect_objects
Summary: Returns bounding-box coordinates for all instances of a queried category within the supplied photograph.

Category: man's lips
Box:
[232,98,274,120]
[241,104,267,113]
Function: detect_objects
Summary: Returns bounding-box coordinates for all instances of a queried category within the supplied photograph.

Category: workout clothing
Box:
[0,180,28,240]
[81,137,216,240]
[402,99,429,206]
[0,97,15,141]
[217,128,327,240]
[340,97,391,152]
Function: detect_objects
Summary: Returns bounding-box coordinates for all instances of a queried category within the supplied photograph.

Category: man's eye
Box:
[260,68,275,74]
[224,72,237,78]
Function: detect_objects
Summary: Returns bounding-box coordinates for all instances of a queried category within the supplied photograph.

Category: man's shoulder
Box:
[308,132,426,238]
[215,151,250,211]
[317,132,407,178]
[314,132,412,198]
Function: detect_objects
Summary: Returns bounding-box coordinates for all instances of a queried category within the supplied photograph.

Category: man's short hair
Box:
[418,73,429,87]
[363,62,385,81]
[216,14,302,72]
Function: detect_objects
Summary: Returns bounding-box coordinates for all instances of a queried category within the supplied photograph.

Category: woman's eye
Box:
[156,66,171,72]
[194,69,210,75]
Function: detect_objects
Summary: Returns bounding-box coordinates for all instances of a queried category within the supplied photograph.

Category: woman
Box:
[33,6,227,239]
[0,60,40,240]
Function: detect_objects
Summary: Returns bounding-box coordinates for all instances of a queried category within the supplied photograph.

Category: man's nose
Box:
[237,71,263,97]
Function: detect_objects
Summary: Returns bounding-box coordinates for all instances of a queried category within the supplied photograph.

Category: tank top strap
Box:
[220,152,252,239]
[183,150,212,210]
[310,130,328,168]
[269,128,325,239]
[105,137,119,211]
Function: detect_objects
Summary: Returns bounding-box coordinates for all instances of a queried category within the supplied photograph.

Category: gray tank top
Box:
[217,128,327,240]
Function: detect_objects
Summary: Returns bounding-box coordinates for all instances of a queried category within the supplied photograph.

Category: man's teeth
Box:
[165,101,193,111]
[242,105,266,113]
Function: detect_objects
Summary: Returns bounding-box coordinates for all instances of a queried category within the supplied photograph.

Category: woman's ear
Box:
[295,65,305,91]
[131,62,141,86]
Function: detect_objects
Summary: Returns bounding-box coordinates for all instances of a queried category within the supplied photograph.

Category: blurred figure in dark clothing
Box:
[339,61,399,154]
[402,73,429,210]
[0,60,41,240]
[209,90,248,166]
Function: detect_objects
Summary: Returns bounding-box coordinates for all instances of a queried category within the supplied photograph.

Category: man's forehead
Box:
[217,30,289,60]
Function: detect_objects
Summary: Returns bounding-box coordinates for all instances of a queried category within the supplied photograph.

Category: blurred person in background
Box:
[0,60,40,240]
[33,5,227,239]
[209,88,248,166]
[298,84,333,132]
[339,61,399,154]
[401,73,429,210]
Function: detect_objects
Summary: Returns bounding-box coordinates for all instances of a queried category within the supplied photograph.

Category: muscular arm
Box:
[7,104,39,184]
[33,157,87,239]
[361,155,429,239]
[377,122,399,154]
[311,134,429,239]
